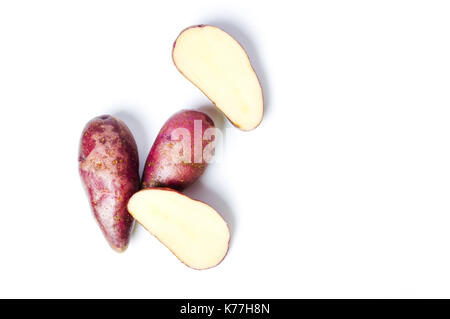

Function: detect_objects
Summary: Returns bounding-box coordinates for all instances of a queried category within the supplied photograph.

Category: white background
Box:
[0,0,449,298]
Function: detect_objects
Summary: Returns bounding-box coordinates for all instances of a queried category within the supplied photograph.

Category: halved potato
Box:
[173,25,264,131]
[127,188,230,270]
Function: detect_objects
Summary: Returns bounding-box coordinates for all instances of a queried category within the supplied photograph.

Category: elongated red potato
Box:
[127,188,230,270]
[79,115,140,252]
[141,110,215,190]
[173,25,264,131]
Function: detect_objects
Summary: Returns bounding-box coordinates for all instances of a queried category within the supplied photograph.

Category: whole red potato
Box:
[142,110,215,190]
[79,115,139,252]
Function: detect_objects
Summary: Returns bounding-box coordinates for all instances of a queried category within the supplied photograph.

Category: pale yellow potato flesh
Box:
[127,189,230,270]
[173,25,263,131]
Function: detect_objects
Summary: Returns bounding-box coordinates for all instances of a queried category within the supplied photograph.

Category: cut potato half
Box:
[127,188,230,270]
[173,25,264,131]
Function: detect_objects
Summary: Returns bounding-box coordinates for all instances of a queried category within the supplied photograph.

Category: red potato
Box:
[141,110,215,190]
[127,188,230,270]
[173,25,264,131]
[79,115,140,252]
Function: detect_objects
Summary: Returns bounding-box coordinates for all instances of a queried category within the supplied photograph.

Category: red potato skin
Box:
[141,110,215,191]
[79,115,139,252]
